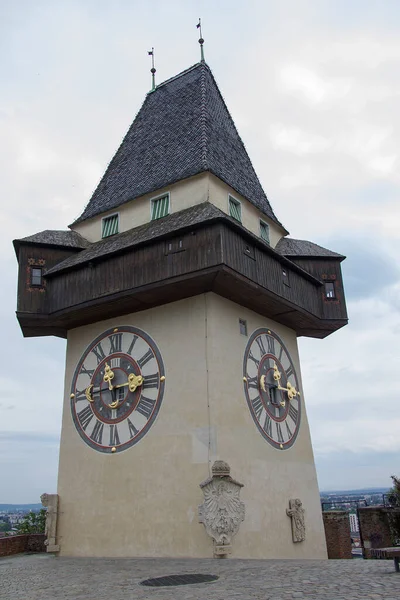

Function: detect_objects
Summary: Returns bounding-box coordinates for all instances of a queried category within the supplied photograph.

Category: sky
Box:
[1,0,400,502]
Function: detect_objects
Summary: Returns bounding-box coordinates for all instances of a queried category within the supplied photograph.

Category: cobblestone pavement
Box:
[1,554,399,600]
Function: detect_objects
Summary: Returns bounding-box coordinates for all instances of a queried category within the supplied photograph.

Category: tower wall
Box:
[57,293,327,558]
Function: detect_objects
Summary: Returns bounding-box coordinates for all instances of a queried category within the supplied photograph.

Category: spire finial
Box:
[148,47,156,91]
[196,18,205,62]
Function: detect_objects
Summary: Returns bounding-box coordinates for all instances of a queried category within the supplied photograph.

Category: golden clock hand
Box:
[273,362,282,383]
[114,374,144,393]
[277,382,299,401]
[103,363,115,390]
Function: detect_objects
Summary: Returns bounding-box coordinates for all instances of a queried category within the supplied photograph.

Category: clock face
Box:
[243,328,301,450]
[70,326,165,453]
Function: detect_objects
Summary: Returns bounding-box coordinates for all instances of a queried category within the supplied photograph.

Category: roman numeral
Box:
[127,419,138,439]
[276,422,285,444]
[251,396,263,420]
[288,403,299,423]
[74,388,87,403]
[248,350,260,368]
[80,365,94,378]
[278,345,284,362]
[92,343,106,364]
[109,424,120,446]
[247,375,259,390]
[77,405,94,430]
[142,373,159,390]
[127,335,138,355]
[136,396,156,419]
[267,336,275,355]
[109,333,123,354]
[137,348,154,369]
[90,420,104,444]
[285,421,293,439]
[263,413,272,437]
[255,336,266,356]
[285,365,294,379]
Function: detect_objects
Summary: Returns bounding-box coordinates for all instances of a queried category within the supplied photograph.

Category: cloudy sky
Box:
[1,0,400,502]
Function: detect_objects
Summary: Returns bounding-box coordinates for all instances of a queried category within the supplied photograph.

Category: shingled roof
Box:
[13,230,90,258]
[276,237,345,260]
[73,62,283,228]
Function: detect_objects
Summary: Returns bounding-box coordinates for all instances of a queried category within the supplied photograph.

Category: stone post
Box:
[322,511,352,559]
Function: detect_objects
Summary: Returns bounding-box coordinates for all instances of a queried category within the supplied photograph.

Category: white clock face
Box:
[70,326,165,453]
[243,328,301,450]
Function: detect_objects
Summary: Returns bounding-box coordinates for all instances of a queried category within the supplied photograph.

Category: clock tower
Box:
[14,60,347,558]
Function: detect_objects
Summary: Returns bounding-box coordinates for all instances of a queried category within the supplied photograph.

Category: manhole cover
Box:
[140,573,219,587]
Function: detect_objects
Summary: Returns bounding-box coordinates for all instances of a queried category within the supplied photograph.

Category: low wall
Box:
[358,507,393,558]
[0,534,45,557]
[322,511,352,559]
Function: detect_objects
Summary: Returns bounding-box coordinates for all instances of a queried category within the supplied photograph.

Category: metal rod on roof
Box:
[196,18,205,62]
[148,47,156,91]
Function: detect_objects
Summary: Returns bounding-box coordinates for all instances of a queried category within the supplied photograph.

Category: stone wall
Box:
[322,511,352,559]
[358,507,393,558]
[0,534,45,557]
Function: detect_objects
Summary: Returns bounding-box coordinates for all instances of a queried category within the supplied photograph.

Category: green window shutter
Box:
[229,197,241,222]
[102,214,119,238]
[260,221,270,244]
[151,195,170,220]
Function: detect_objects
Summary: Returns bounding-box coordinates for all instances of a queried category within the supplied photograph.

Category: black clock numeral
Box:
[142,373,159,390]
[278,345,284,362]
[109,333,123,354]
[288,403,299,423]
[74,388,87,403]
[251,395,263,420]
[248,350,260,368]
[80,365,94,379]
[246,374,259,390]
[285,365,294,379]
[276,422,285,444]
[90,420,104,444]
[127,418,138,439]
[77,405,94,430]
[137,348,154,369]
[136,396,156,419]
[92,342,106,365]
[267,336,275,355]
[109,424,120,447]
[255,336,266,356]
[263,413,272,437]
[285,421,293,439]
[126,335,138,356]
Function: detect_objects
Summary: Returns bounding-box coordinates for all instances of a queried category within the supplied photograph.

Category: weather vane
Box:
[196,18,205,62]
[148,47,156,91]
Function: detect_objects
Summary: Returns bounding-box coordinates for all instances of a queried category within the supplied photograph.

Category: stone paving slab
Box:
[0,554,399,600]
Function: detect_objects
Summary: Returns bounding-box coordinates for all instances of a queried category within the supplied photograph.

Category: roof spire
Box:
[196,18,205,62]
[148,47,156,91]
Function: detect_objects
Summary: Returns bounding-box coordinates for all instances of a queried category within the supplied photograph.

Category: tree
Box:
[388,475,400,507]
[387,475,400,546]
[15,510,46,534]
[0,521,11,533]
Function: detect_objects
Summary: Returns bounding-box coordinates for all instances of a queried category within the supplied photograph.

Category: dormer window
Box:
[151,194,170,220]
[229,196,241,222]
[102,214,119,238]
[260,220,270,244]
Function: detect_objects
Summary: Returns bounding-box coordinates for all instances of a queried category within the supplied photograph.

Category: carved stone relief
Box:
[41,493,60,552]
[286,498,306,543]
[198,460,245,557]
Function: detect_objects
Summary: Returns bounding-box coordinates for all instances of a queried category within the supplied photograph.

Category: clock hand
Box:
[277,382,299,401]
[103,363,115,391]
[114,374,144,393]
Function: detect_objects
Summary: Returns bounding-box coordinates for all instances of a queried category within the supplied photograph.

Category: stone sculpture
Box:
[40,493,60,552]
[199,460,245,557]
[286,498,306,543]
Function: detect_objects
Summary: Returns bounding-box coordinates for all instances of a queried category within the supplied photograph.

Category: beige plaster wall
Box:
[57,293,326,558]
[71,173,286,248]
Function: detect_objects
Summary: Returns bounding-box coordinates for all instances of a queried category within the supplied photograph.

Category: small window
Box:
[229,196,241,222]
[239,319,247,336]
[324,282,336,299]
[31,267,42,286]
[260,220,270,244]
[102,214,119,238]
[282,269,290,287]
[151,194,170,220]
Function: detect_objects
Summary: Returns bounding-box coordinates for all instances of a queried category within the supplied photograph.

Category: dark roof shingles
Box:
[74,63,282,228]
[15,230,90,249]
[276,237,344,259]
